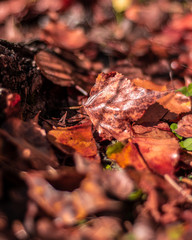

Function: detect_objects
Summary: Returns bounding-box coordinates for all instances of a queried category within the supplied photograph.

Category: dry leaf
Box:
[133,137,179,175]
[176,114,192,138]
[48,121,100,162]
[35,51,74,87]
[23,170,118,226]
[84,72,169,140]
[35,50,96,95]
[41,20,88,50]
[157,92,191,114]
[108,126,180,175]
[108,140,146,170]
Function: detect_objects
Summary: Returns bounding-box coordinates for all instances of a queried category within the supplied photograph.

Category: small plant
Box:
[176,83,192,97]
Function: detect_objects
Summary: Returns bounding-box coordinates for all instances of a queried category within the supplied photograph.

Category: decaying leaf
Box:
[84,72,170,140]
[176,114,192,138]
[84,72,191,140]
[35,50,96,95]
[35,51,74,87]
[48,121,100,162]
[107,140,146,170]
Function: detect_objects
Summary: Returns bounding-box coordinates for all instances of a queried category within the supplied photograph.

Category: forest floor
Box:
[1,0,192,239]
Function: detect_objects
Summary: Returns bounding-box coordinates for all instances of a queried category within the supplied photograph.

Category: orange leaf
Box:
[108,140,146,170]
[108,126,180,175]
[157,92,191,114]
[41,21,87,50]
[48,122,100,162]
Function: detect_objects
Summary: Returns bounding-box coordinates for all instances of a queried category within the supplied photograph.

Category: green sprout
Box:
[176,83,192,97]
[170,123,183,140]
[106,141,125,157]
[179,138,192,151]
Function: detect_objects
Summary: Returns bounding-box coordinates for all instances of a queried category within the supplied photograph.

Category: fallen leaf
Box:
[107,140,146,170]
[0,88,21,123]
[35,51,74,87]
[48,121,100,162]
[84,72,169,140]
[157,92,191,114]
[41,20,88,50]
[176,114,192,138]
[35,50,96,95]
[125,3,166,31]
[22,170,118,226]
[127,168,186,224]
[133,136,179,175]
[0,118,58,171]
[108,126,180,175]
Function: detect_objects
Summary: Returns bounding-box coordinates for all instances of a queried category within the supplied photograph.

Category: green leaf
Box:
[106,141,125,157]
[170,123,178,132]
[104,164,112,170]
[187,83,192,96]
[128,189,143,201]
[176,86,188,95]
[176,83,192,97]
[170,123,183,140]
[179,138,192,151]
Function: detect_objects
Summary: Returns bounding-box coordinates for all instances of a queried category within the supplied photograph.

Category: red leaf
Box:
[108,125,180,175]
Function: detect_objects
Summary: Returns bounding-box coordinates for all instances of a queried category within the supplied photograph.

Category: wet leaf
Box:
[48,121,100,162]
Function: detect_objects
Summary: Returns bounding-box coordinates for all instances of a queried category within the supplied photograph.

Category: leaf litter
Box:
[2,0,192,239]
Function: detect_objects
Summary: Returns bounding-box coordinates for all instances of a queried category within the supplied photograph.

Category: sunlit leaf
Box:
[48,121,100,162]
[84,72,169,140]
[170,123,183,140]
[180,138,192,151]
[176,83,192,97]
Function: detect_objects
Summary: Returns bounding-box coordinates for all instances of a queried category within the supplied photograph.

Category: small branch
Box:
[164,174,192,202]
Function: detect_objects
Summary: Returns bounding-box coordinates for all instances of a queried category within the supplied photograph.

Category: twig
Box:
[164,174,192,202]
